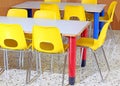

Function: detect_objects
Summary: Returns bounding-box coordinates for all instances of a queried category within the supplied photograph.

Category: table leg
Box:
[81,28,88,67]
[27,9,32,17]
[93,12,99,39]
[99,9,105,31]
[68,36,76,85]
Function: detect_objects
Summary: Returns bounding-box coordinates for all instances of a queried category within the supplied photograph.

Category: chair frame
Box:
[26,50,68,86]
[80,45,110,81]
[99,1,117,43]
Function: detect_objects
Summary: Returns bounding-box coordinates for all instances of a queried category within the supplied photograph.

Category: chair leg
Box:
[26,51,42,84]
[36,52,42,74]
[58,55,61,73]
[92,50,104,81]
[3,49,9,79]
[4,49,8,71]
[35,51,38,72]
[51,54,53,73]
[62,54,67,86]
[101,46,110,71]
[19,50,22,69]
[26,50,32,84]
[21,51,24,67]
[109,25,116,43]
[36,51,42,73]
[38,53,42,74]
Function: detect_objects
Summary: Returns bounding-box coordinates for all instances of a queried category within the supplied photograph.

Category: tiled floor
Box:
[0,30,120,86]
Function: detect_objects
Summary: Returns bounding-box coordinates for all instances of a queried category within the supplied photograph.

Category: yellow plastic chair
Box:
[44,0,61,2]
[34,10,57,19]
[40,3,61,20]
[81,0,97,4]
[76,21,111,81]
[64,5,86,21]
[0,23,31,77]
[99,1,117,22]
[26,26,68,85]
[99,1,117,42]
[7,8,31,40]
[7,8,28,18]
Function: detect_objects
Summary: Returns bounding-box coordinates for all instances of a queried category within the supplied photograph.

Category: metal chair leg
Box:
[3,50,6,71]
[38,53,42,74]
[62,54,67,86]
[4,49,8,71]
[21,51,24,67]
[101,46,110,71]
[26,51,42,84]
[58,55,61,73]
[19,50,22,69]
[3,49,9,78]
[51,54,53,73]
[35,51,41,73]
[36,51,42,74]
[109,25,116,43]
[26,50,32,84]
[35,51,38,72]
[92,50,104,81]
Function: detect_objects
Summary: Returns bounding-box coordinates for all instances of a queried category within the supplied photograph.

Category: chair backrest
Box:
[34,10,57,20]
[93,21,111,50]
[40,3,61,20]
[0,23,27,50]
[107,1,117,22]
[44,0,60,2]
[7,8,28,18]
[81,0,97,4]
[32,25,65,53]
[64,5,86,21]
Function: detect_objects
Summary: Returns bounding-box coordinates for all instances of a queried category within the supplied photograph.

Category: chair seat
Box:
[99,13,110,22]
[77,21,111,51]
[76,37,99,51]
[39,43,69,54]
[85,13,109,22]
[85,12,94,21]
[86,13,110,22]
[77,37,94,48]
[26,40,32,48]
[25,33,32,40]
